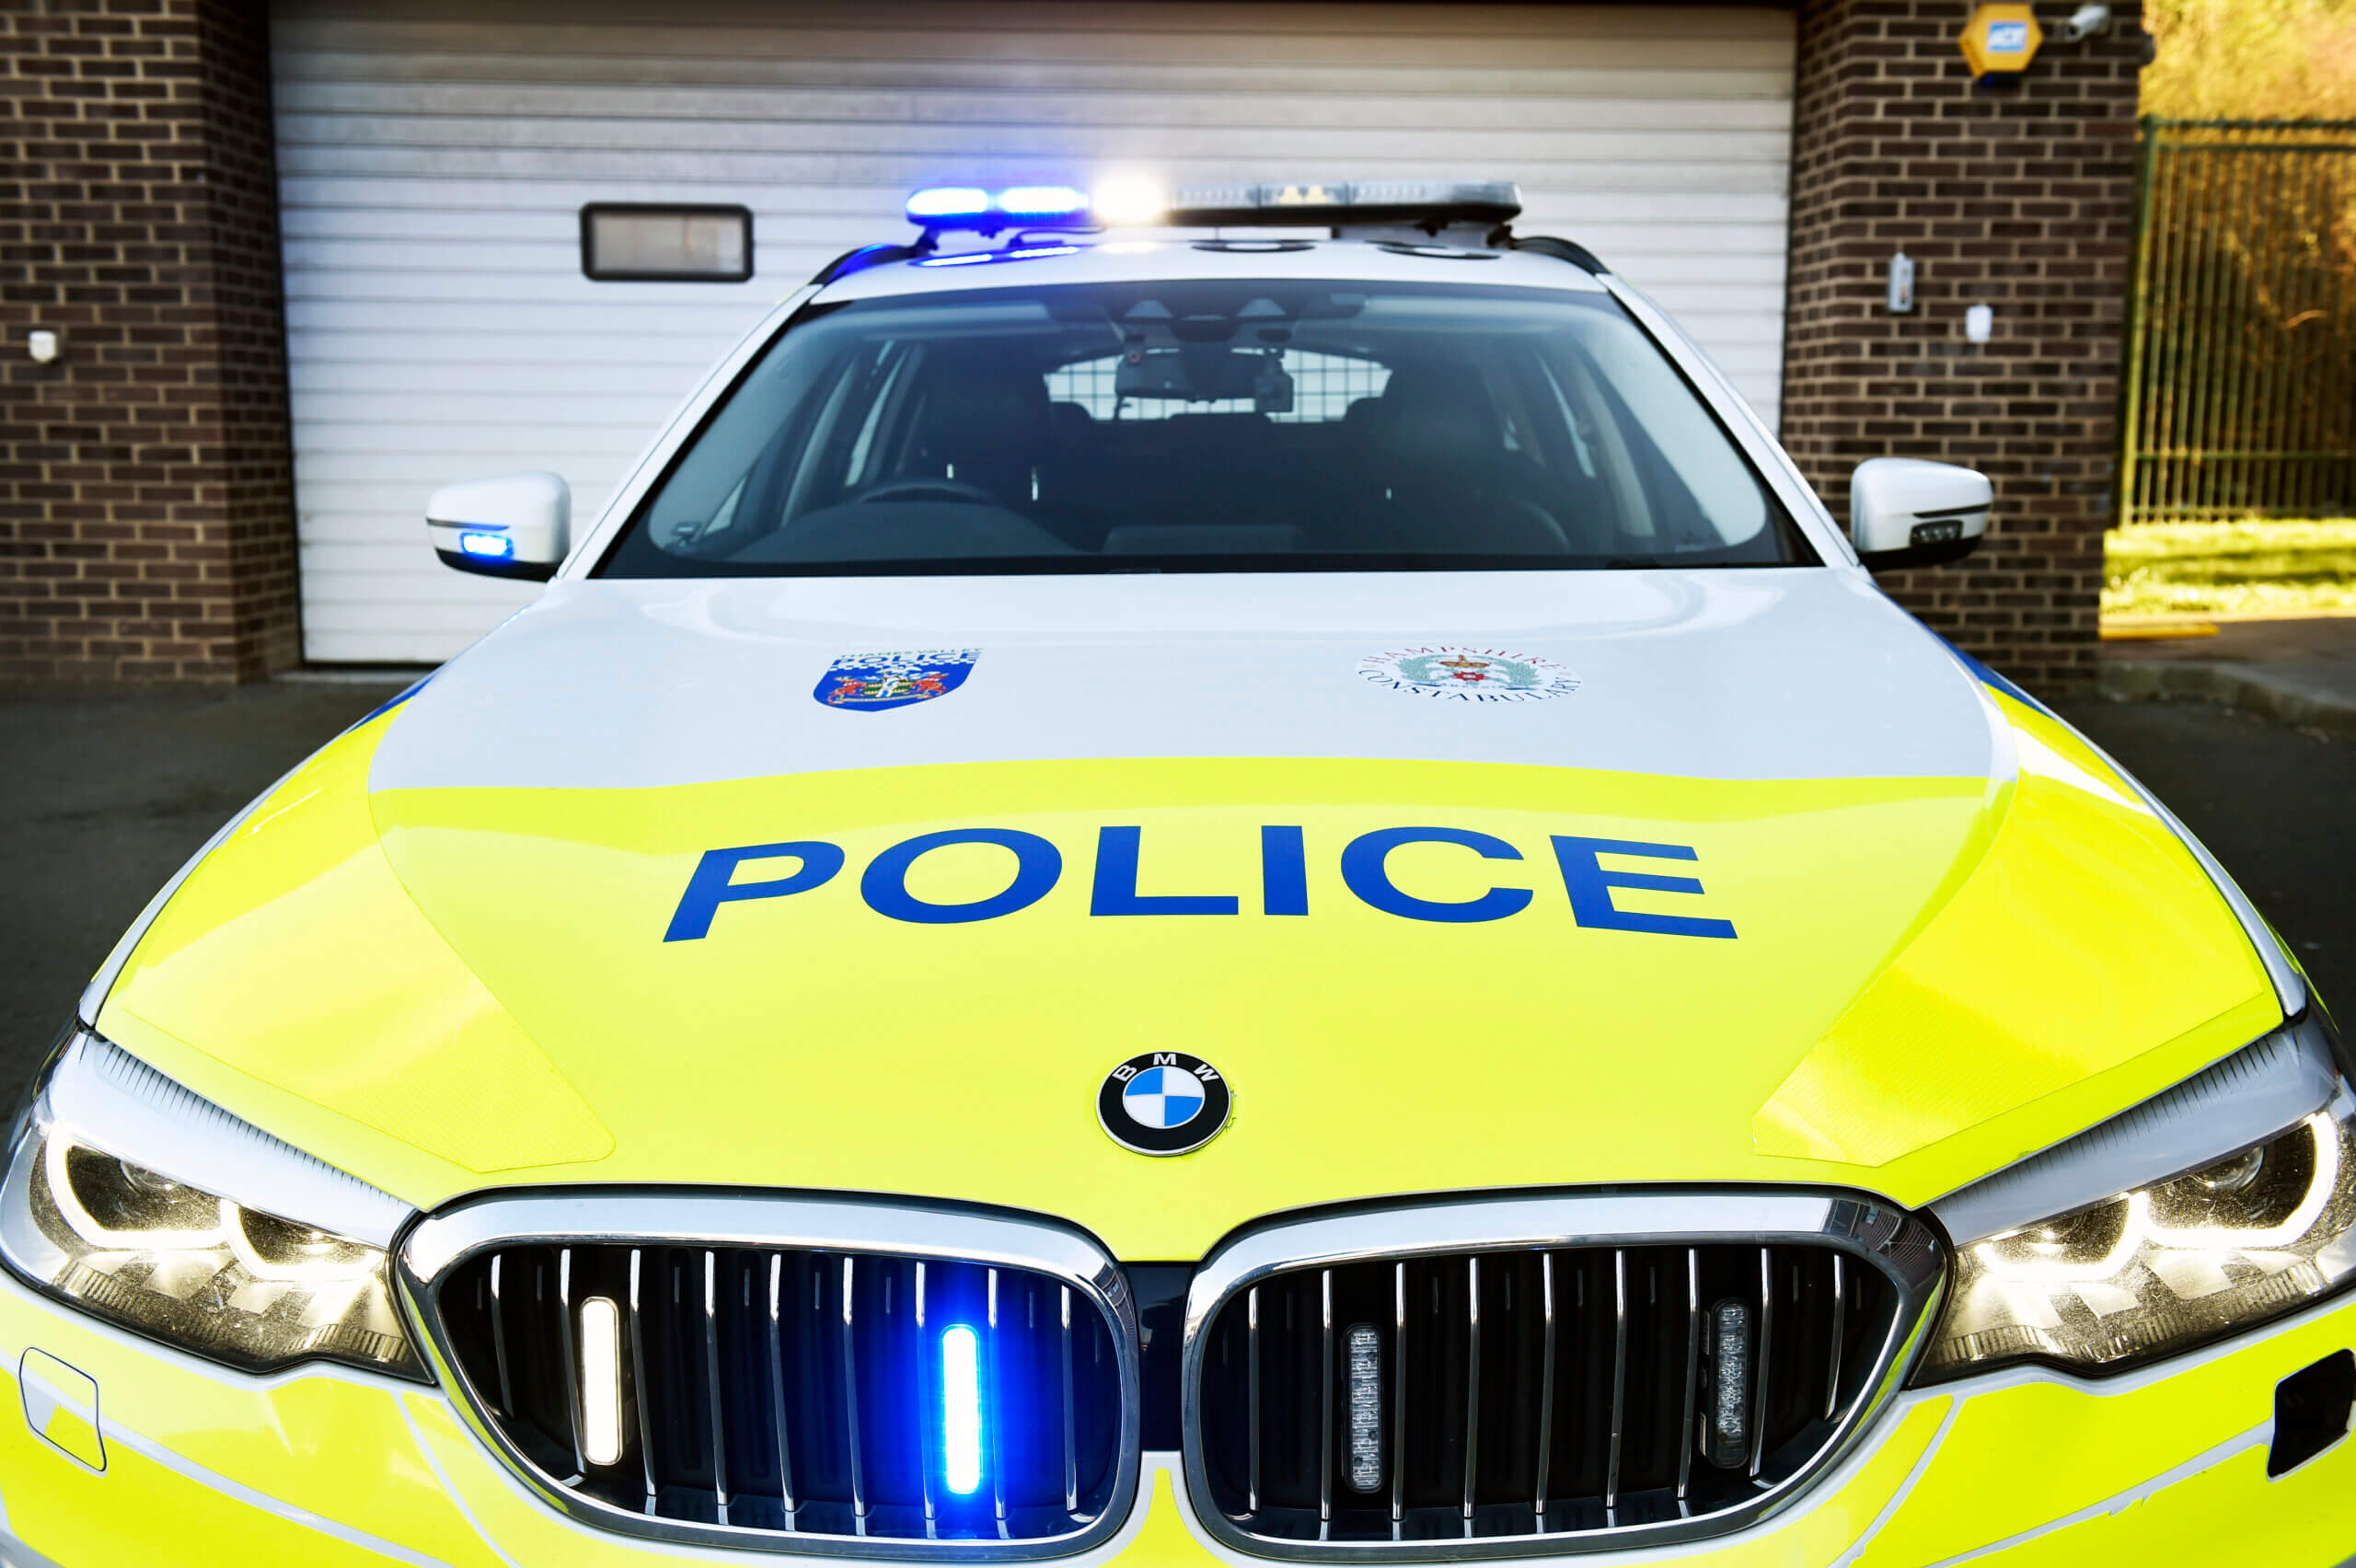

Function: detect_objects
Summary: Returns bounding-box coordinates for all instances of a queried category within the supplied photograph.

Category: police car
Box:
[6,181,2351,1565]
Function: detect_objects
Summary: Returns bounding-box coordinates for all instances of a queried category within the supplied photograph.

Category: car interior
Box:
[609,281,1806,574]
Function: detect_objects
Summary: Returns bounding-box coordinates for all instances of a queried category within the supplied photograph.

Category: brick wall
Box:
[1781,0,2148,697]
[0,0,297,682]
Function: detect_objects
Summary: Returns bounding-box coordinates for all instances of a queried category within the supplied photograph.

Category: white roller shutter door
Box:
[272,0,1796,663]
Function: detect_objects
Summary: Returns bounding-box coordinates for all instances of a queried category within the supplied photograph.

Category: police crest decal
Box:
[1357,645,1579,702]
[814,648,979,713]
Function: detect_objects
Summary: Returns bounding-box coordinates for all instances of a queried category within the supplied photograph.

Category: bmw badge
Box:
[1098,1051,1231,1156]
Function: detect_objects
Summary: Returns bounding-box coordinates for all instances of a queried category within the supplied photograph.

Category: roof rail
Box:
[809,241,927,286]
[1509,235,1611,275]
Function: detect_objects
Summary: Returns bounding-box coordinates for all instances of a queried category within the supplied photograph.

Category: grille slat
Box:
[1460,1258,1479,1527]
[987,1269,1007,1536]
[1531,1255,1553,1526]
[1825,1255,1845,1423]
[1319,1269,1335,1528]
[1376,1262,1394,1525]
[1748,1248,1770,1480]
[1058,1286,1078,1516]
[631,1251,658,1511]
[489,1253,516,1421]
[1196,1239,1908,1549]
[1248,1286,1263,1516]
[437,1241,1124,1549]
[1676,1250,1697,1505]
[704,1252,730,1516]
[767,1254,796,1522]
[916,1262,938,1534]
[841,1258,865,1527]
[1604,1251,1625,1514]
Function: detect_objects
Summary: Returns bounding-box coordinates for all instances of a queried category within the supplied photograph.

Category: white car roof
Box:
[813,235,1611,304]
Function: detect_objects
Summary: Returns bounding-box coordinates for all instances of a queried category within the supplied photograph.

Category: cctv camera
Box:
[2055,3,2110,42]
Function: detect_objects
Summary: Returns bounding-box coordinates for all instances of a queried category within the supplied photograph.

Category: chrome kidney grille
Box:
[1182,1194,1945,1559]
[403,1196,1140,1560]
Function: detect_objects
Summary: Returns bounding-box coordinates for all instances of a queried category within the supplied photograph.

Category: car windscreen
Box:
[594,280,1816,577]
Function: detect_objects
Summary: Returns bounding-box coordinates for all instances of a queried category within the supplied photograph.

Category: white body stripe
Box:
[367,569,1998,792]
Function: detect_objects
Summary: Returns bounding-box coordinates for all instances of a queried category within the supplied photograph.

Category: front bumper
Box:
[1,1267,2350,1568]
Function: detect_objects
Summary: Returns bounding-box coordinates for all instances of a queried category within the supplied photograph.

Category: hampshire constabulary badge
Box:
[813,648,979,713]
[1357,645,1580,703]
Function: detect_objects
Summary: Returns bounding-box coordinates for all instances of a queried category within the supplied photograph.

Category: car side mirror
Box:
[426,471,571,582]
[1850,458,1991,571]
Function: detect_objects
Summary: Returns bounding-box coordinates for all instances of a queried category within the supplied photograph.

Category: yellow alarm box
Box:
[1961,1,2045,88]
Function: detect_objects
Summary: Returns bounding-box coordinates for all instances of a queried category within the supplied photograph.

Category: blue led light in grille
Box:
[941,1324,983,1496]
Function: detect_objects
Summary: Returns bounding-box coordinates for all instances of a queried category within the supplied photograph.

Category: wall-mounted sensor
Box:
[1888,251,1915,314]
[27,329,58,364]
[1965,305,1995,343]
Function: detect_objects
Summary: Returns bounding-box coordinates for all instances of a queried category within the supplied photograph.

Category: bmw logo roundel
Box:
[1098,1052,1232,1157]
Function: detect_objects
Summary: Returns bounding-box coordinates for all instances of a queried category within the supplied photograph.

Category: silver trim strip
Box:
[399,1192,1140,1562]
[1180,1190,1945,1562]
[1930,1017,2338,1245]
[39,1032,411,1249]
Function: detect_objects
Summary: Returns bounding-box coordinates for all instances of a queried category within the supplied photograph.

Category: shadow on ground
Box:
[0,682,2347,1101]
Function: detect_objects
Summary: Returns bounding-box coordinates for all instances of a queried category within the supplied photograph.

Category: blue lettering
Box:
[862,828,1062,925]
[1550,836,1736,940]
[1090,826,1239,916]
[1340,827,1531,924]
[664,840,845,942]
[1261,825,1309,917]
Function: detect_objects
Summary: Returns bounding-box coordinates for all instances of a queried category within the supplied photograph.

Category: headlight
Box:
[0,1031,422,1378]
[1922,1023,2356,1379]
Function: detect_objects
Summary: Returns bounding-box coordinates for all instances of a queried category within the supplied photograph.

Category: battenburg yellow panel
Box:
[98,716,613,1180]
[91,694,2275,1259]
[1754,691,2277,1190]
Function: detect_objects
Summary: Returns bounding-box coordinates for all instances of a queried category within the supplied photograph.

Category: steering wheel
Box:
[857,477,998,506]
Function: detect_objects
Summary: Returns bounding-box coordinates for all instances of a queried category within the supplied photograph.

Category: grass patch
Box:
[2104,520,2356,619]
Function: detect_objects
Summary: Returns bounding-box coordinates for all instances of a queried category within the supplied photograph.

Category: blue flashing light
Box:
[457,531,515,559]
[995,185,1088,217]
[907,187,991,222]
[941,1325,983,1496]
[1006,245,1080,259]
[916,251,997,268]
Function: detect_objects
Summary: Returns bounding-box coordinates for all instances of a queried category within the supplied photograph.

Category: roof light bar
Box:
[994,185,1089,217]
[901,179,1521,236]
[1164,179,1520,228]
[905,187,992,222]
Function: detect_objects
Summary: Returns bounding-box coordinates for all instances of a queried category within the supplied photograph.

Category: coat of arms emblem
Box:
[1357,645,1580,702]
[813,648,979,713]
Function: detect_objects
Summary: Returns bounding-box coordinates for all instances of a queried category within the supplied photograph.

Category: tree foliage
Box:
[2142,0,2356,120]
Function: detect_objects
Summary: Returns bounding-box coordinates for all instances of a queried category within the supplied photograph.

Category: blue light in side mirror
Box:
[941,1324,982,1496]
[457,531,515,559]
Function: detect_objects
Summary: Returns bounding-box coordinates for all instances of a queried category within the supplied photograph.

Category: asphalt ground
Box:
[0,682,2349,1099]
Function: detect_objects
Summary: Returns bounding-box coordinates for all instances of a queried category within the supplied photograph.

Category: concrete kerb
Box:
[2102,660,2356,742]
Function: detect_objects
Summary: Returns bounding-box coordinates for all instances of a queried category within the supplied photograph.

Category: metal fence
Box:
[2120,118,2356,523]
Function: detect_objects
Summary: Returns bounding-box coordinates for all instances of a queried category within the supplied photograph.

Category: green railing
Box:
[2120,118,2356,523]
